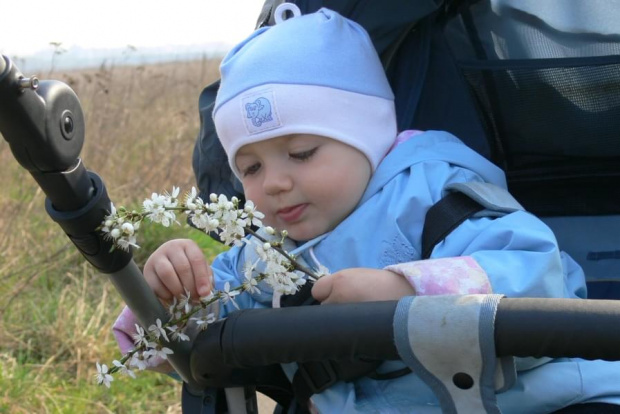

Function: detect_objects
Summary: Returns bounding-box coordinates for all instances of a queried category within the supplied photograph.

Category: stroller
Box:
[2,0,620,412]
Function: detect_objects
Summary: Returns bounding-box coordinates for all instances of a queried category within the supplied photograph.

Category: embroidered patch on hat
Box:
[242,89,282,134]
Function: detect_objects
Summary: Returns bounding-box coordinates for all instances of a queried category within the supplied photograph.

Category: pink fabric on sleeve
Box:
[385,256,492,296]
[388,129,425,152]
[113,305,139,355]
[112,305,167,369]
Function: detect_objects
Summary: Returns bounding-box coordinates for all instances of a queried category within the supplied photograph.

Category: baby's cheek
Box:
[261,212,279,228]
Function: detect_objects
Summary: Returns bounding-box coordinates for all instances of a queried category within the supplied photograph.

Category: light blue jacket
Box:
[210,131,620,413]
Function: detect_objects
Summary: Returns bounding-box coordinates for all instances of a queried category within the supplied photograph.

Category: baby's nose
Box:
[263,168,293,195]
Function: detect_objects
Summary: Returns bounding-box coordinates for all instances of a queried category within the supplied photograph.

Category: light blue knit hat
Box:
[213,4,397,177]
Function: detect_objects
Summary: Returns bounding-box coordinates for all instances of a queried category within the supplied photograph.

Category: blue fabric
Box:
[210,130,620,413]
[214,7,393,112]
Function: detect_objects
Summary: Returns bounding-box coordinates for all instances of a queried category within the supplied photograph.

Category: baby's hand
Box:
[311,268,415,304]
[143,239,212,302]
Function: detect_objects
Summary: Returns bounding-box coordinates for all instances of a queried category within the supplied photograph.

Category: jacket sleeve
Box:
[433,209,587,300]
[385,256,493,295]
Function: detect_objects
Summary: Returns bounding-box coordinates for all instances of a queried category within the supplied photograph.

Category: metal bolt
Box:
[18,76,39,90]
[60,110,75,140]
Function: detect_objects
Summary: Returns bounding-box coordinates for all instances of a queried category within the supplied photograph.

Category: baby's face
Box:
[235,134,371,241]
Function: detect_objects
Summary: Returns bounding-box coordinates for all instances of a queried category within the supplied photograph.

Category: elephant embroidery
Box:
[245,97,273,127]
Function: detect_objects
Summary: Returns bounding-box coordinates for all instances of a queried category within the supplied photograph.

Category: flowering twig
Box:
[245,227,318,282]
[95,187,322,387]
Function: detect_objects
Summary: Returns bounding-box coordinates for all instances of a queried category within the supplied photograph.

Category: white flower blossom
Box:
[170,186,180,199]
[100,203,117,234]
[166,325,190,342]
[167,297,180,319]
[242,277,260,295]
[190,212,219,233]
[257,248,306,295]
[315,264,331,278]
[112,360,136,378]
[209,194,237,225]
[179,289,193,315]
[110,228,121,240]
[148,319,169,342]
[100,205,141,251]
[168,290,193,320]
[199,291,215,305]
[218,216,247,246]
[184,187,207,216]
[128,352,148,371]
[144,345,174,361]
[241,200,265,227]
[255,240,275,262]
[192,312,216,330]
[220,282,241,309]
[115,235,139,251]
[242,261,261,294]
[95,362,113,388]
[121,222,134,236]
[185,186,198,204]
[143,191,178,227]
[132,324,148,347]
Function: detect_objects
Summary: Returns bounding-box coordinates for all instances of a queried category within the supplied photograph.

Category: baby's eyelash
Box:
[242,163,261,177]
[289,147,318,161]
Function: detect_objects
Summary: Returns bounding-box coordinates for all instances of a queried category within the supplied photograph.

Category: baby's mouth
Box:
[276,204,308,222]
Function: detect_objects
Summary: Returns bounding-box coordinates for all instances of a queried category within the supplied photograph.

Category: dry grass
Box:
[0,58,235,413]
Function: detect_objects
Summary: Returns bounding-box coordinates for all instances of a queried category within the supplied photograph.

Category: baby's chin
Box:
[265,217,334,242]
[284,226,331,243]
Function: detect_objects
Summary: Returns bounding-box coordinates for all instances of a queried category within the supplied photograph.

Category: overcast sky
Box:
[1,0,264,57]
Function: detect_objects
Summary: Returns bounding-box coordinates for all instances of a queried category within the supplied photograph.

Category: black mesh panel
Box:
[460,56,620,215]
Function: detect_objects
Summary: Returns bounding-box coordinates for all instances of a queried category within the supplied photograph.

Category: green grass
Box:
[0,216,228,414]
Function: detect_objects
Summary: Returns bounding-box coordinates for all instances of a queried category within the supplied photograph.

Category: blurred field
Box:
[0,58,274,413]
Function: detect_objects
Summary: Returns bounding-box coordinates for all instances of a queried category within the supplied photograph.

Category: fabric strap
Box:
[281,285,382,407]
[422,191,485,259]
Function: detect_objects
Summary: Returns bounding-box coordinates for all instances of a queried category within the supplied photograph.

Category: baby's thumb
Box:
[311,274,333,303]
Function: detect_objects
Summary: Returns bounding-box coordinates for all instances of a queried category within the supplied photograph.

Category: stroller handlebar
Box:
[190,297,620,387]
[495,297,620,360]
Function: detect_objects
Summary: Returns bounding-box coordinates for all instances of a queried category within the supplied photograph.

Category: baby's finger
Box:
[165,248,196,300]
[311,273,334,303]
[183,242,212,298]
[144,261,172,301]
[153,257,186,299]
